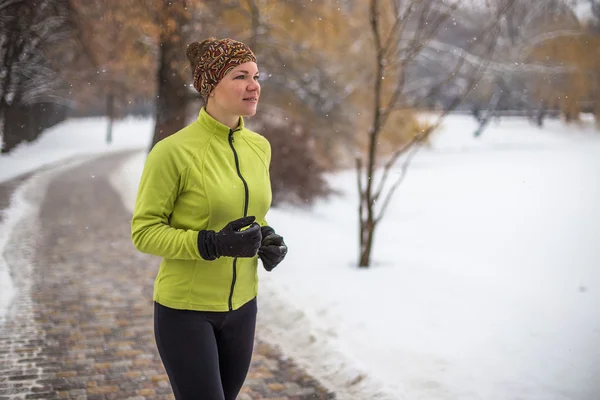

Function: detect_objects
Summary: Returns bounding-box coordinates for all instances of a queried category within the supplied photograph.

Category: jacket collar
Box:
[197,107,245,136]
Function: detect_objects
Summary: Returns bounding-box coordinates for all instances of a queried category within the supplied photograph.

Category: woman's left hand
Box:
[258,227,287,271]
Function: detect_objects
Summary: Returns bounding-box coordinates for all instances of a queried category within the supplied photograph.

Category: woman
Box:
[131,37,288,400]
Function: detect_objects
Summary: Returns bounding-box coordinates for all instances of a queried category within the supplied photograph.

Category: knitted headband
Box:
[192,38,257,100]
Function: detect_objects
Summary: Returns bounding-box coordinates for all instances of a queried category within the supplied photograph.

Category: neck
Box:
[205,101,240,130]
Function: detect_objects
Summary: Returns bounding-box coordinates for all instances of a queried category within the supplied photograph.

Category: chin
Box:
[241,106,258,117]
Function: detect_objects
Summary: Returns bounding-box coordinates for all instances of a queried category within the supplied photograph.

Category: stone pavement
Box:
[0,152,334,400]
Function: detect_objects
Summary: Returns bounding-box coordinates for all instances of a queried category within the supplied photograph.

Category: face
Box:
[209,61,260,118]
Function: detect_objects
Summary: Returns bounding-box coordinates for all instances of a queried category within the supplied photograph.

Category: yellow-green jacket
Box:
[131,107,272,311]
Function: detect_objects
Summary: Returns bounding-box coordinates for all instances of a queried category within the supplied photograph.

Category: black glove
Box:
[258,226,288,271]
[198,216,262,260]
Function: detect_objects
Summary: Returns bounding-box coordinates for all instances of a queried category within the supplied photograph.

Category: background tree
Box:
[149,1,191,148]
[355,0,516,267]
[466,0,583,131]
[0,0,76,153]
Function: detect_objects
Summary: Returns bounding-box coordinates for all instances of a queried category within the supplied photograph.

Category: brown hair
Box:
[185,38,216,77]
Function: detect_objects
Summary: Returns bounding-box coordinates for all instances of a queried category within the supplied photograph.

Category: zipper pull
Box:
[229,129,234,143]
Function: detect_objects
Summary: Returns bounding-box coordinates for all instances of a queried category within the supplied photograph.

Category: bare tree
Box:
[471,0,581,131]
[356,0,515,267]
[0,0,75,153]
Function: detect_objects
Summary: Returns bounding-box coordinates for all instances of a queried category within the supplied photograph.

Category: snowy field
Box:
[2,114,600,400]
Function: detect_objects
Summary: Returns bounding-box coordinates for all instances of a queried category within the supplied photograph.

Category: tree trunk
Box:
[359,218,376,267]
[2,104,29,153]
[150,2,190,150]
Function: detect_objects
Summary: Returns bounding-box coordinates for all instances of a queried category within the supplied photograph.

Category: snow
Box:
[0,197,21,321]
[2,112,600,399]
[0,116,152,183]
[250,116,600,400]
[574,1,593,22]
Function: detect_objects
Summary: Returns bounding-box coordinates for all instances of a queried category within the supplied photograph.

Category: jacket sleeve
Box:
[131,141,201,260]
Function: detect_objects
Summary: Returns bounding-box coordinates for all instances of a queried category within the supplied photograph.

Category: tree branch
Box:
[381,0,464,128]
[0,0,24,12]
[356,157,365,249]
[517,29,584,60]
[375,142,422,224]
[366,0,384,217]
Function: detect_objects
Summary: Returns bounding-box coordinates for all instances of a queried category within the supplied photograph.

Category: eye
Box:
[254,75,260,81]
[235,75,245,80]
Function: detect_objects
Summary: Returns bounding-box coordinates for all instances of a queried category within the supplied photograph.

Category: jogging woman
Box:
[131,37,288,400]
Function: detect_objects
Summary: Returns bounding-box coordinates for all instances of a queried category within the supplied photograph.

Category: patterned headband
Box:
[192,38,257,100]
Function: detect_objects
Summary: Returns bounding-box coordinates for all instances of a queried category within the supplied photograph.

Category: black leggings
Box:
[154,298,257,400]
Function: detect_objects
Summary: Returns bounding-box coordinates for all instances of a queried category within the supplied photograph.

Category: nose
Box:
[247,79,260,92]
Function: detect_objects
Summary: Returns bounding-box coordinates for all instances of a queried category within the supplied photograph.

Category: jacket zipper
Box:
[228,128,249,311]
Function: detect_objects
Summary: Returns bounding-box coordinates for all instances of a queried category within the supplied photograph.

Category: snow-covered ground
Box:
[0,116,153,183]
[252,117,600,400]
[2,113,600,399]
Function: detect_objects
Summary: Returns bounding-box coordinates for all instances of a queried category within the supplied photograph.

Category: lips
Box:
[243,97,258,102]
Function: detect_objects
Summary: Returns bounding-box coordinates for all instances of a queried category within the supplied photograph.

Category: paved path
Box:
[0,152,333,400]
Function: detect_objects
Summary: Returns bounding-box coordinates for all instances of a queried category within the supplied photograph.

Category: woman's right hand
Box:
[198,216,262,260]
